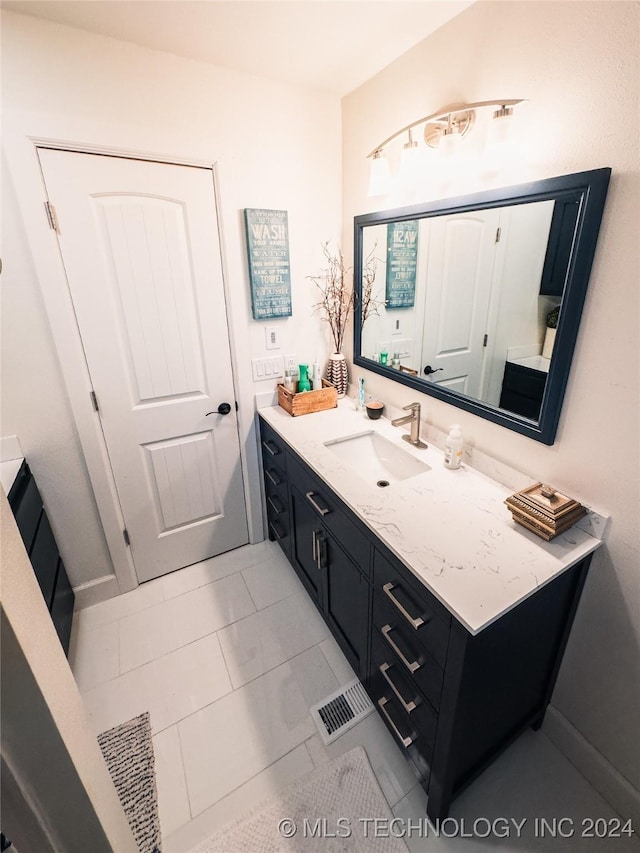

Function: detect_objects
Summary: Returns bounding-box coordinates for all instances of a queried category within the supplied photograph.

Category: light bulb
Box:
[487,106,515,150]
[400,141,423,184]
[368,152,392,197]
[439,128,462,158]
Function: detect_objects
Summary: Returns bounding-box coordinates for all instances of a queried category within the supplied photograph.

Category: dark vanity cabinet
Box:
[261,419,369,678]
[260,420,293,562]
[7,461,75,656]
[499,361,547,420]
[258,414,591,821]
[287,452,370,679]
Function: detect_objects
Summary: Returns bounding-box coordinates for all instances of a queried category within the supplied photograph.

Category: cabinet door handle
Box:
[383,582,426,630]
[381,624,421,673]
[305,491,331,517]
[262,439,280,457]
[267,495,284,515]
[378,697,414,748]
[265,468,281,487]
[380,662,418,713]
[315,530,326,569]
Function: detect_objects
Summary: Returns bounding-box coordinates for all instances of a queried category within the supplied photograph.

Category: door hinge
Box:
[495,227,501,243]
[90,390,99,412]
[123,529,131,547]
[483,334,488,347]
[44,201,59,233]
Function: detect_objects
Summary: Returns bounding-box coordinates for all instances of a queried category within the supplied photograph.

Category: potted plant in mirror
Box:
[308,242,354,397]
[543,304,560,359]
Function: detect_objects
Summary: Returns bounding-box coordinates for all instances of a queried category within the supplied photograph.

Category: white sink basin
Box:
[324,431,430,485]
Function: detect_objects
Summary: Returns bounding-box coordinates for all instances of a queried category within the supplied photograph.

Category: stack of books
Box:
[505,482,586,541]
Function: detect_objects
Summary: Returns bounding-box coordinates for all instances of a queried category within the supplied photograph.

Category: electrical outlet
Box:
[265,326,280,350]
[284,353,297,373]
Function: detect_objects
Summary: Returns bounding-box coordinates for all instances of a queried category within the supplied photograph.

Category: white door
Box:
[420,209,500,397]
[38,149,248,582]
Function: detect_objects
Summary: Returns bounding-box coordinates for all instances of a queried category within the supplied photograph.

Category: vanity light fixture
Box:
[367,99,524,196]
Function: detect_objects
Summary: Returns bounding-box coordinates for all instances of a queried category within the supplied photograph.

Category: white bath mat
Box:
[187,746,408,853]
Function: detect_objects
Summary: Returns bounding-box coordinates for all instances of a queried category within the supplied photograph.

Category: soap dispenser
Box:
[444,424,464,470]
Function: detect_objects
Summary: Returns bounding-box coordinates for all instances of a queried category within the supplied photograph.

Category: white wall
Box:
[343,0,639,801]
[1,10,342,591]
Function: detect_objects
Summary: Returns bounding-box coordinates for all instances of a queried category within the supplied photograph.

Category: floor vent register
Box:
[310,679,374,745]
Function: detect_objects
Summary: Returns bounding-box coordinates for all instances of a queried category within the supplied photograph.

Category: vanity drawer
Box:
[371,615,444,712]
[368,672,436,783]
[260,420,288,473]
[13,475,44,554]
[267,512,291,550]
[373,551,450,668]
[287,451,371,577]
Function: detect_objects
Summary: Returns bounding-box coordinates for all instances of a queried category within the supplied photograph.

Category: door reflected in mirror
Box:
[353,170,610,444]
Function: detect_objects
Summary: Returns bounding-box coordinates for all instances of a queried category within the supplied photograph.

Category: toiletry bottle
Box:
[444,424,464,470]
[298,364,311,392]
[312,362,323,390]
[284,370,296,392]
[358,377,365,411]
[380,350,388,366]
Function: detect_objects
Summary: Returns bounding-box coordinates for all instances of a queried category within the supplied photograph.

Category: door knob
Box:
[206,402,232,416]
[423,365,444,376]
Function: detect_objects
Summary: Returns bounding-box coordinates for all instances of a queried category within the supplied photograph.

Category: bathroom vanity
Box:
[258,403,603,821]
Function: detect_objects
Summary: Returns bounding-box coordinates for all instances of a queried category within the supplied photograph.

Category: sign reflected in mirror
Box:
[353,169,611,444]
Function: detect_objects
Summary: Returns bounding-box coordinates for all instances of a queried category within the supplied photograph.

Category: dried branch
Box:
[308,242,354,354]
[360,243,385,326]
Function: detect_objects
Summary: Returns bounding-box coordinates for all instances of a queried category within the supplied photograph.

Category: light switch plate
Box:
[251,356,284,382]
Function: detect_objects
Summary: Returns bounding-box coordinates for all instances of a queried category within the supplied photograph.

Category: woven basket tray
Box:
[277,380,337,417]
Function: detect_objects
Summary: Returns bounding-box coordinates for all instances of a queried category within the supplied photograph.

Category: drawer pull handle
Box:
[265,469,281,487]
[305,491,331,517]
[312,529,317,563]
[383,582,425,630]
[267,495,284,515]
[269,520,285,541]
[380,662,418,713]
[262,440,280,457]
[381,624,421,673]
[378,697,414,748]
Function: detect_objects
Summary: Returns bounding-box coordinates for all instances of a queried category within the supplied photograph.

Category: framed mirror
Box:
[353,168,611,444]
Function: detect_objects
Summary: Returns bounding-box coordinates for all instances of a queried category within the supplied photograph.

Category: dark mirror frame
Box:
[353,168,611,445]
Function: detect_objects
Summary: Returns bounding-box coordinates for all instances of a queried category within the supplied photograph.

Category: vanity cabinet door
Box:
[322,532,370,679]
[290,485,324,606]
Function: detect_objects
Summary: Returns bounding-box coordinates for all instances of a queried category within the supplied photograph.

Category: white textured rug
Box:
[188,746,409,853]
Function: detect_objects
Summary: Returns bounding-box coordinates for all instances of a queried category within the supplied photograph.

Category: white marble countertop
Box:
[259,401,603,635]
[508,355,551,373]
[1,457,24,496]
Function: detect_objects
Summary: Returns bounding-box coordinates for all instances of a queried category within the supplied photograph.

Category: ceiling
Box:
[1,0,474,96]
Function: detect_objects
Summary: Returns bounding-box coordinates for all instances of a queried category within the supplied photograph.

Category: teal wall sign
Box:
[385,220,419,309]
[244,208,292,319]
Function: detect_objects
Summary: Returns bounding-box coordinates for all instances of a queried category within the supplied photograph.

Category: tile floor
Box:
[70,541,639,852]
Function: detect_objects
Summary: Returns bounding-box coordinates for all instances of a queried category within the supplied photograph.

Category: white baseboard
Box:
[543,705,640,827]
[72,573,121,610]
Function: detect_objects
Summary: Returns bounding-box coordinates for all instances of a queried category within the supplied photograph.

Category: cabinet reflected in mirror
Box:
[353,170,611,444]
